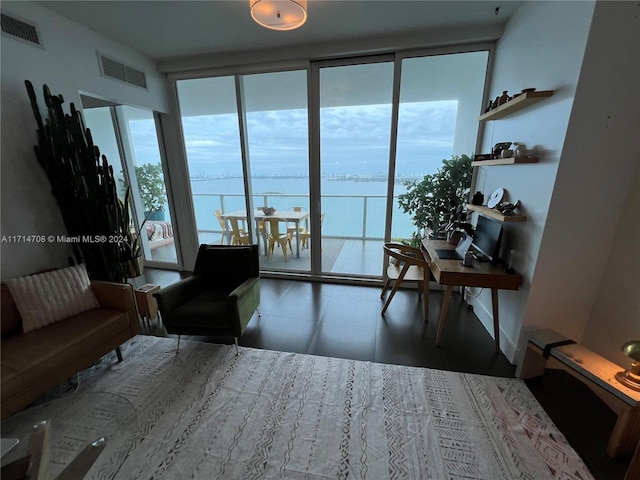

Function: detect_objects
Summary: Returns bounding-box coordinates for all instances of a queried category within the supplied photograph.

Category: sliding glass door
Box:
[177,71,311,272]
[173,47,489,280]
[242,71,310,271]
[318,60,394,276]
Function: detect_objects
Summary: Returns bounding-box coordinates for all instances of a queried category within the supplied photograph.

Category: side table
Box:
[519,329,640,459]
[135,284,160,328]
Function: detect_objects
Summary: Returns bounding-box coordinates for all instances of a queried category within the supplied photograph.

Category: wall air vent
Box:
[98,53,147,89]
[1,13,42,47]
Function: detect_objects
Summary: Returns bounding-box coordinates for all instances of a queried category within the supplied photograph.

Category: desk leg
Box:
[423,269,430,322]
[491,288,500,352]
[435,285,453,346]
[295,220,301,258]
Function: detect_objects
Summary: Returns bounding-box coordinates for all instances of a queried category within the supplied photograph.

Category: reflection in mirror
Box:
[81,96,177,265]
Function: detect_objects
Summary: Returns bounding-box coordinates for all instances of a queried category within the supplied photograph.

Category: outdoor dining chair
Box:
[300,212,324,249]
[267,218,293,260]
[214,209,231,245]
[229,217,250,245]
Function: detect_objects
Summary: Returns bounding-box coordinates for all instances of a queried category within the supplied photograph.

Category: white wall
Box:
[582,167,640,367]
[471,0,640,365]
[529,0,640,360]
[469,0,596,361]
[0,1,170,280]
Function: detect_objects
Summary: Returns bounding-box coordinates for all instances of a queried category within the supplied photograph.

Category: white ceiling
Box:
[36,1,521,63]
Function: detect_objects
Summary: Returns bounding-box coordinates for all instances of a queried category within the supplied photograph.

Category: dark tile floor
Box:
[142,270,630,480]
[143,272,515,376]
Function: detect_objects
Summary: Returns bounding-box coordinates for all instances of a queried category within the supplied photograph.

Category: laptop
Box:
[435,235,473,260]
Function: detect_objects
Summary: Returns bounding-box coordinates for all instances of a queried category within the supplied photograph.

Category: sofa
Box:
[1,268,140,420]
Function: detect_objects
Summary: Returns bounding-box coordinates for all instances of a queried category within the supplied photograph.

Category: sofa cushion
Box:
[1,307,129,403]
[6,264,99,333]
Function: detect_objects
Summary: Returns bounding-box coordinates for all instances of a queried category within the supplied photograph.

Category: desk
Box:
[223,209,310,258]
[421,239,522,352]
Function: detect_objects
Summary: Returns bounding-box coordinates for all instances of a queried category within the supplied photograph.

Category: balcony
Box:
[152,192,416,278]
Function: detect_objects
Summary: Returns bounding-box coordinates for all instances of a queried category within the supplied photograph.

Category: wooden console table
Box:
[520,329,640,459]
[421,239,522,351]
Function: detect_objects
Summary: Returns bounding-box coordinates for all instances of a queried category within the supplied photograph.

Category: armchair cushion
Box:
[170,291,234,330]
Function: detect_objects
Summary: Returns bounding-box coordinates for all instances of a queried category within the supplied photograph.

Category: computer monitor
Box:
[472,216,503,262]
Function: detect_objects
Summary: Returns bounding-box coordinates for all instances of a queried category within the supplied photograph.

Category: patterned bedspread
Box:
[1,336,594,479]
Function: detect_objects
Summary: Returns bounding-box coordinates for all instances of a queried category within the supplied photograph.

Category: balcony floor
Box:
[154,234,386,277]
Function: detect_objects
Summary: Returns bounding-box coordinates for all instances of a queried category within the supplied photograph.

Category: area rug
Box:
[3,336,593,479]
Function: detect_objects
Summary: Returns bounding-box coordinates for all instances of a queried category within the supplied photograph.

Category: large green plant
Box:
[135,163,167,212]
[398,154,473,244]
[25,80,142,282]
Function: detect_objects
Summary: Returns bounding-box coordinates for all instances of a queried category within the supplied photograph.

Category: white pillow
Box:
[6,264,100,333]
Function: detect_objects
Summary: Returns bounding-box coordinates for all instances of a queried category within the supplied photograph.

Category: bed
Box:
[0,336,594,479]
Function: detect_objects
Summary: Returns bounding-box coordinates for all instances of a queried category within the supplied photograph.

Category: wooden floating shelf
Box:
[478,90,554,122]
[466,204,527,222]
[472,157,539,166]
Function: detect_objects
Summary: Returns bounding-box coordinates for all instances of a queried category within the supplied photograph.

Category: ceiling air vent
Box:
[98,53,147,89]
[1,13,42,47]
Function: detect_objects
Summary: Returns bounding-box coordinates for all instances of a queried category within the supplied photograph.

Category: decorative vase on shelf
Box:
[514,144,528,158]
[498,90,510,105]
[471,191,484,205]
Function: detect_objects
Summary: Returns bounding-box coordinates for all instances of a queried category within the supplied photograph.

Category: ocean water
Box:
[189,177,416,239]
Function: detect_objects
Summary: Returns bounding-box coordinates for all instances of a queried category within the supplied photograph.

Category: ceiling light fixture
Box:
[250,0,307,31]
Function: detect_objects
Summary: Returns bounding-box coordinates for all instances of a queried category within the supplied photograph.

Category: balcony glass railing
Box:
[192,193,415,240]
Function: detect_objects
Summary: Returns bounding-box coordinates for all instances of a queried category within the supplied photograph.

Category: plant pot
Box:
[125,255,144,278]
[146,210,165,221]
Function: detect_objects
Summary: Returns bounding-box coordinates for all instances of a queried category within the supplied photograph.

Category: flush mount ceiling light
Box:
[250,0,307,31]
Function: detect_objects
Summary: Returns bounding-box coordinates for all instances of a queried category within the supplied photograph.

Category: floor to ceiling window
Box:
[391,51,490,243]
[176,76,245,248]
[172,46,489,280]
[177,71,312,273]
[318,60,394,276]
[242,70,310,271]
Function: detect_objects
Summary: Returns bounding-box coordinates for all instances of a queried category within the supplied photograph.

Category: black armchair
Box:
[154,244,261,354]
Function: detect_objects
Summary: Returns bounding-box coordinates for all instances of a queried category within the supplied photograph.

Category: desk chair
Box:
[380,242,426,315]
[154,244,261,355]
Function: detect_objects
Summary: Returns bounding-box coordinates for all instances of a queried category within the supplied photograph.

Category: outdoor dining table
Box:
[222,209,310,258]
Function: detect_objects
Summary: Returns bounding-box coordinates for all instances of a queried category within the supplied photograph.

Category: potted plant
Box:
[135,163,167,221]
[25,80,144,282]
[398,154,473,246]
